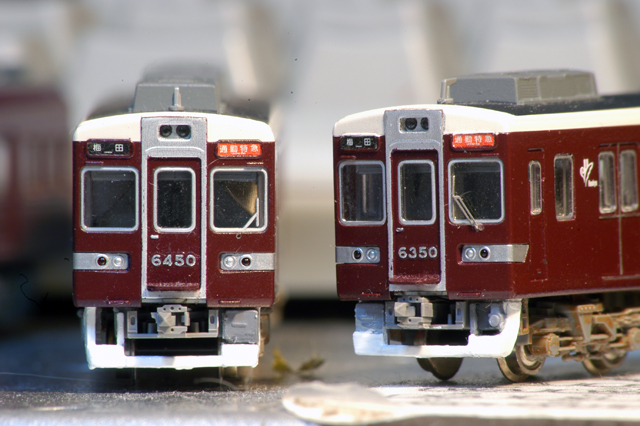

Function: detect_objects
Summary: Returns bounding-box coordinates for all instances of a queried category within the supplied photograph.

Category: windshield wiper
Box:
[453,194,484,232]
[242,198,260,229]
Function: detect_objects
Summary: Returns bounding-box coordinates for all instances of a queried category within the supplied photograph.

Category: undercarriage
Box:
[83,305,270,369]
[498,293,640,381]
[353,292,640,382]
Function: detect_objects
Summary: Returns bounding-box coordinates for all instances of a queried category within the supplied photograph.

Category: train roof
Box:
[333,95,640,137]
[131,64,222,114]
[446,93,640,116]
[334,69,640,137]
[74,110,275,142]
[85,64,270,125]
[439,70,599,106]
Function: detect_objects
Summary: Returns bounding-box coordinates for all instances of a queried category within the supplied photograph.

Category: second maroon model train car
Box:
[333,70,640,381]
[73,67,276,370]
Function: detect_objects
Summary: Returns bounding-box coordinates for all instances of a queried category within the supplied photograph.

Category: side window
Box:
[554,154,574,220]
[399,160,435,224]
[212,168,267,232]
[154,168,195,232]
[339,161,385,225]
[598,151,616,214]
[82,167,138,231]
[528,161,542,215]
[620,149,639,212]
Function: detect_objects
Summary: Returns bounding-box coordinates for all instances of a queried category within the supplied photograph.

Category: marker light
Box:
[452,134,495,149]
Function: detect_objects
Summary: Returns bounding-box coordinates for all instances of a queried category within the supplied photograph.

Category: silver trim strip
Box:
[336,246,380,264]
[461,244,529,263]
[141,116,208,301]
[74,252,129,270]
[219,253,275,271]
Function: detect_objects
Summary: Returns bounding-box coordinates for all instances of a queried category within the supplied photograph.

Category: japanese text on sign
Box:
[452,134,495,149]
[217,143,262,158]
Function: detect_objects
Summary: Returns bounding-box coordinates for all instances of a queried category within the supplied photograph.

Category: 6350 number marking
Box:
[151,254,197,267]
[398,246,438,259]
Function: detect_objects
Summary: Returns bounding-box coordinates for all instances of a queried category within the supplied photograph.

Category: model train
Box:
[333,70,640,381]
[73,67,276,370]
[0,87,70,324]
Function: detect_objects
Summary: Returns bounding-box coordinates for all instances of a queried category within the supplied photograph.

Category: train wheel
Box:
[583,352,626,376]
[417,358,463,381]
[497,345,544,382]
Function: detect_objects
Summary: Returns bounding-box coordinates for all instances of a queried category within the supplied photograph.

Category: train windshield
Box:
[155,168,195,230]
[399,160,435,224]
[339,161,385,224]
[449,160,504,224]
[82,168,138,230]
[212,169,266,231]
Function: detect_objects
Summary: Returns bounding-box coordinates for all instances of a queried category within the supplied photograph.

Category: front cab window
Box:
[154,168,196,232]
[399,160,435,224]
[339,161,385,225]
[82,167,138,231]
[212,168,267,232]
[449,159,504,225]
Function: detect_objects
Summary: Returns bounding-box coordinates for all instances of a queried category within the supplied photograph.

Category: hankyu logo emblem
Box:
[580,158,597,187]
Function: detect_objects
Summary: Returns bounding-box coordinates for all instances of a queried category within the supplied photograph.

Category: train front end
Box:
[73,73,276,370]
[333,103,523,375]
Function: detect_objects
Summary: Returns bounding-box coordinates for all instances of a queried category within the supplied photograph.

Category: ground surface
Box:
[2,317,640,425]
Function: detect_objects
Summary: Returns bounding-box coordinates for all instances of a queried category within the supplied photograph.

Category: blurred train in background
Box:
[1,0,640,319]
[0,85,70,324]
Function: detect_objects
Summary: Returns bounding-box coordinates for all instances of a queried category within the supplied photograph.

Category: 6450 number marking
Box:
[151,254,197,267]
[398,246,438,259]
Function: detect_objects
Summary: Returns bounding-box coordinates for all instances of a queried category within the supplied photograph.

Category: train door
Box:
[528,150,547,282]
[389,150,441,284]
[146,159,201,291]
[599,144,640,276]
[141,118,207,299]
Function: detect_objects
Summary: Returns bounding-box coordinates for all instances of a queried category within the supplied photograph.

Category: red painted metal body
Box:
[73,136,276,309]
[73,141,143,307]
[334,113,640,302]
[204,143,276,308]
[334,137,389,301]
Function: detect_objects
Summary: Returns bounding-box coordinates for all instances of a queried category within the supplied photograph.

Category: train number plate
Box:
[150,254,198,267]
[397,246,438,259]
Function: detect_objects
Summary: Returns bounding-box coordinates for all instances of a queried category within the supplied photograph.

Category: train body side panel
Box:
[73,141,143,307]
[205,141,276,308]
[510,126,640,297]
[445,126,640,300]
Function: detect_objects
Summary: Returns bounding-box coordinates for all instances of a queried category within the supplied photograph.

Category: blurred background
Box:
[2,0,640,321]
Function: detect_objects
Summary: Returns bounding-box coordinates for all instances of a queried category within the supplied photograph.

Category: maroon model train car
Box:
[333,70,640,381]
[0,87,70,322]
[73,68,276,370]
